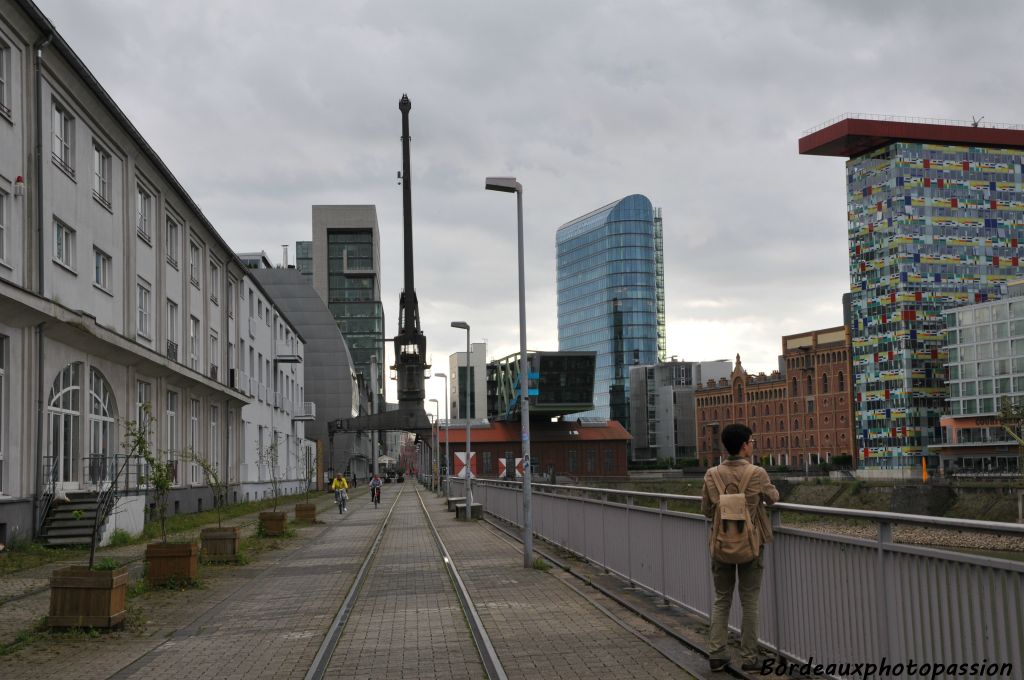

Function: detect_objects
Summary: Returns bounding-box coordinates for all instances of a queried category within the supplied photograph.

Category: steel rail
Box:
[414,486,508,680]
[304,489,404,680]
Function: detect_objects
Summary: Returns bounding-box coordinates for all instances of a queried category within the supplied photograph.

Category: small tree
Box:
[138,412,175,544]
[997,397,1024,475]
[185,450,229,528]
[258,435,282,512]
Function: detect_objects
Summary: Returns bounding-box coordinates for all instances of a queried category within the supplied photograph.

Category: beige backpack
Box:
[708,464,761,564]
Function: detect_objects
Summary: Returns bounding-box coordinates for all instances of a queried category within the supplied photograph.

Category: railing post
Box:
[770,508,783,660]
[877,520,893,661]
[659,498,668,604]
[602,493,609,574]
[626,495,634,587]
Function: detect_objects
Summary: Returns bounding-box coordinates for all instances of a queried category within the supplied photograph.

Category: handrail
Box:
[802,112,1024,135]
[471,478,1024,535]
[35,455,60,534]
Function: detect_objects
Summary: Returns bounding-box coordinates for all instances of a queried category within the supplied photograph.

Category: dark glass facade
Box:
[556,194,664,429]
[296,240,312,280]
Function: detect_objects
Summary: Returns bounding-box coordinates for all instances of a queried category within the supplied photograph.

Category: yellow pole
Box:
[921,456,928,483]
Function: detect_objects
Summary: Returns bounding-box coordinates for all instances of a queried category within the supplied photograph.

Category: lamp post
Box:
[451,321,473,519]
[485,176,533,568]
[429,398,439,493]
[434,372,449,498]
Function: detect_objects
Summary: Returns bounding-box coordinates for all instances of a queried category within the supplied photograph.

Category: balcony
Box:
[293,401,316,421]
[210,364,219,381]
[274,344,302,364]
[166,340,179,362]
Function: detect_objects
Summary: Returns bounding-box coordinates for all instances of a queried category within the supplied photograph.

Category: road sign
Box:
[453,451,476,479]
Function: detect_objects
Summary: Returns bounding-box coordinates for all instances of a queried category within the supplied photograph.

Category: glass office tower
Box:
[801,116,1024,470]
[556,194,665,429]
[301,206,386,410]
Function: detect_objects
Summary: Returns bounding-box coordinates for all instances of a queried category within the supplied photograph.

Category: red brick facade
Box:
[695,327,855,468]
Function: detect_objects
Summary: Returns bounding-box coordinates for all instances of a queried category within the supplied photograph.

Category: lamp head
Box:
[434,372,447,378]
[451,321,469,331]
[485,176,521,193]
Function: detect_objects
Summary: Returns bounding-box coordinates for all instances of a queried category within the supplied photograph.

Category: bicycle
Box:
[336,489,348,514]
[371,486,381,508]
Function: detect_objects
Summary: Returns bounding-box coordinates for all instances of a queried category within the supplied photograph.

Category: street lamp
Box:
[451,321,473,519]
[434,372,449,498]
[429,398,439,493]
[485,175,534,568]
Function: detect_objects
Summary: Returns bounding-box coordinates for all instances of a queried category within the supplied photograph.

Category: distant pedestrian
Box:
[701,423,779,672]
[350,473,357,488]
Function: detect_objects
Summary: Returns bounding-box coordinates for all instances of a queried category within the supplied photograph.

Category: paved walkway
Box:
[1,485,694,679]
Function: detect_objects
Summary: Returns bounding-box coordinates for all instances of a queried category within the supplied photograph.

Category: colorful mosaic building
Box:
[801,116,1024,470]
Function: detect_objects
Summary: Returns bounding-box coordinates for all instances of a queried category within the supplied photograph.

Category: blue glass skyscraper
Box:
[557,194,666,429]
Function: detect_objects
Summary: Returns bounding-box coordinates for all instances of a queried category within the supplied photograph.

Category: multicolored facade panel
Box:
[847,142,1024,468]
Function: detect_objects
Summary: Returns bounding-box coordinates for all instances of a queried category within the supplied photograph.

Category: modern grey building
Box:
[449,342,488,421]
[251,269,371,482]
[297,205,385,412]
[556,195,665,430]
[629,360,731,462]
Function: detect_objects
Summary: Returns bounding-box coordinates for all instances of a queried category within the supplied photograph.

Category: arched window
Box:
[49,363,83,484]
[809,435,815,447]
[822,373,829,393]
[838,371,845,391]
[808,417,814,429]
[806,375,814,394]
[794,436,801,448]
[793,419,800,430]
[751,405,757,417]
[791,377,798,395]
[88,368,118,484]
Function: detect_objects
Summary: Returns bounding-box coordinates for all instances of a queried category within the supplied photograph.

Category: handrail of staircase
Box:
[88,452,136,568]
[36,455,59,535]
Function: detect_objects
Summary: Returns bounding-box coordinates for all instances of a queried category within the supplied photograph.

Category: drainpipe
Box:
[32,34,52,534]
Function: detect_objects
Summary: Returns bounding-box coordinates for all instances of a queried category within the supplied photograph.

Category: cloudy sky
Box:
[33,0,1024,408]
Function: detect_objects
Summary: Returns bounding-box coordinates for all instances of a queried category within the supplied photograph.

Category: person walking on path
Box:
[701,423,779,672]
[331,473,350,513]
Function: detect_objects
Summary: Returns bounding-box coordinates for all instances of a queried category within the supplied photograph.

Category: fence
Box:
[451,478,1024,677]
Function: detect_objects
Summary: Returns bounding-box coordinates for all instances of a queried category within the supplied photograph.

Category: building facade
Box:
[298,205,385,411]
[801,116,1024,470]
[695,328,855,468]
[449,342,487,421]
[933,283,1024,473]
[0,0,312,542]
[629,359,731,462]
[556,195,665,429]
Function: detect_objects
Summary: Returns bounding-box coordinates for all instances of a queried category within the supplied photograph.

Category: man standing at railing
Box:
[701,423,779,673]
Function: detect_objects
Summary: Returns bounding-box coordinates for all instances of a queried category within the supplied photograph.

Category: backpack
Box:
[708,464,761,564]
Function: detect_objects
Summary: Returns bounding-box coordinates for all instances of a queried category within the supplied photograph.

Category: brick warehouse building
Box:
[439,420,630,479]
[695,327,855,468]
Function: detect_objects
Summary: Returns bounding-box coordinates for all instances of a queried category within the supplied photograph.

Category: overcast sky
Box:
[32,0,1024,409]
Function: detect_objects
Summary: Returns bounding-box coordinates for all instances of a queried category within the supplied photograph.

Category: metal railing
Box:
[36,455,60,534]
[803,112,1024,135]
[452,479,1024,676]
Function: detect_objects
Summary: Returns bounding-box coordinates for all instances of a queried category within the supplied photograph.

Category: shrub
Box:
[107,529,135,547]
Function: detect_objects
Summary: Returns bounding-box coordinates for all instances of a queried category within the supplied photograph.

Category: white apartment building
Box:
[0,0,313,543]
[449,342,488,421]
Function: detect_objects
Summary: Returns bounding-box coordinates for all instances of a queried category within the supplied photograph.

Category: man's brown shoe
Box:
[709,658,728,672]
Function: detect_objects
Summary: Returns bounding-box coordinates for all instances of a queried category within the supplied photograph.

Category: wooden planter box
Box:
[294,503,317,522]
[145,542,199,586]
[200,526,241,562]
[259,511,288,536]
[49,565,129,628]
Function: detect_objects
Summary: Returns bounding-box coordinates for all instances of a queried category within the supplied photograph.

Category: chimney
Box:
[281,244,289,268]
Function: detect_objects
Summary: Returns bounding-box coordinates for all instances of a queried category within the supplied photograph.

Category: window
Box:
[54,220,76,270]
[248,289,254,318]
[166,300,179,359]
[209,261,220,303]
[137,279,152,338]
[189,316,200,370]
[48,363,82,483]
[189,241,200,287]
[227,280,235,317]
[88,368,118,485]
[0,190,7,263]
[209,330,219,377]
[0,41,10,118]
[93,248,112,291]
[136,185,152,241]
[166,217,180,267]
[52,101,74,175]
[257,299,263,318]
[0,336,5,493]
[92,144,111,208]
[189,399,200,484]
[604,449,615,473]
[166,390,179,484]
[209,406,219,474]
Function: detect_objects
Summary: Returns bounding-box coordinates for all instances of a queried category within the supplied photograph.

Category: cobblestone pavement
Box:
[1,486,694,679]
[323,488,484,680]
[427,492,691,680]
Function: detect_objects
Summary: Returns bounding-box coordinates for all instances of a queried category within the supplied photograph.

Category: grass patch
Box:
[107,529,135,547]
[140,491,315,543]
[0,539,87,576]
[532,557,552,572]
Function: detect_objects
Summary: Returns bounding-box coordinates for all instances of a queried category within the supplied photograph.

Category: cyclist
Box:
[369,473,383,507]
[331,473,349,514]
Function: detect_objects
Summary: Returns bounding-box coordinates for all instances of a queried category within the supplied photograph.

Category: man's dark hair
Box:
[721,423,752,457]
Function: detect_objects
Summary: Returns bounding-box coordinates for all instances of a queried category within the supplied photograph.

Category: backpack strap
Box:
[736,464,757,495]
[709,466,727,496]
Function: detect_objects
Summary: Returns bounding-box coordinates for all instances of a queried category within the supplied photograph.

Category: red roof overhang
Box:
[799,118,1024,158]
